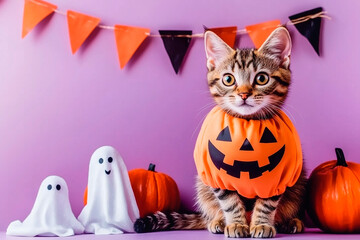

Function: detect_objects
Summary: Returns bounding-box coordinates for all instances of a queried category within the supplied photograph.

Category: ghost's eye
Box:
[99,158,104,164]
[47,184,52,190]
[56,184,61,191]
[108,157,113,163]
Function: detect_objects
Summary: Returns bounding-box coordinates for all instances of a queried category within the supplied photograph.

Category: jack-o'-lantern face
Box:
[208,126,285,179]
[194,106,303,198]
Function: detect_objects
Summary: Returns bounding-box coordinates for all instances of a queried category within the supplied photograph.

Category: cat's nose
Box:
[239,93,250,100]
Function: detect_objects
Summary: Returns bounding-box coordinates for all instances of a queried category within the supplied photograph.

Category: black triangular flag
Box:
[216,126,232,142]
[240,138,254,151]
[289,7,323,56]
[159,30,192,74]
[260,127,277,143]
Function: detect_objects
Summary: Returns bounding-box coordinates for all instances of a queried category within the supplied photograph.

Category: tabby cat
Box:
[134,27,307,238]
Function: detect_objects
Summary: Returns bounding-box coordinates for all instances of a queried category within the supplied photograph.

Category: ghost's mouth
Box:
[105,170,111,175]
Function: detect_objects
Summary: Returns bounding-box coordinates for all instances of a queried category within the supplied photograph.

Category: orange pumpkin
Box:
[194,106,302,198]
[84,187,88,205]
[307,148,360,233]
[83,164,180,216]
[128,164,180,218]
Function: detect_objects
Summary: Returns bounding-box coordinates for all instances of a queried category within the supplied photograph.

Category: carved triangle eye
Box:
[240,138,254,151]
[260,127,277,143]
[216,126,232,142]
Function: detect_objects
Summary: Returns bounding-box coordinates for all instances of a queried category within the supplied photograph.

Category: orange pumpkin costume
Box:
[194,106,302,198]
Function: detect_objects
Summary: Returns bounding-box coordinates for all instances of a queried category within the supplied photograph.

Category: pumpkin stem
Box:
[335,148,348,167]
[148,163,156,172]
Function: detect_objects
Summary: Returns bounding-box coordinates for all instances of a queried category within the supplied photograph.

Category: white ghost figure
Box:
[6,176,84,237]
[78,146,139,235]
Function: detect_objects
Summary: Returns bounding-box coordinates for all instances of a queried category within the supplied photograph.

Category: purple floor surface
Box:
[2,229,360,240]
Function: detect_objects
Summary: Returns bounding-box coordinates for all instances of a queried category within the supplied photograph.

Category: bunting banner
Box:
[245,20,281,49]
[19,0,330,74]
[159,30,192,74]
[205,26,237,48]
[114,25,150,69]
[67,10,100,54]
[289,7,323,56]
[22,0,57,38]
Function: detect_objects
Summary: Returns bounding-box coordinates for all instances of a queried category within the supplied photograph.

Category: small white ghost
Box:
[78,146,139,235]
[6,176,84,237]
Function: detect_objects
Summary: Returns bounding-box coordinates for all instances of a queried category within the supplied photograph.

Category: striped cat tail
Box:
[134,212,206,233]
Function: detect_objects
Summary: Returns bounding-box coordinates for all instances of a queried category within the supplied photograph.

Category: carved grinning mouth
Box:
[105,170,111,175]
[208,141,285,179]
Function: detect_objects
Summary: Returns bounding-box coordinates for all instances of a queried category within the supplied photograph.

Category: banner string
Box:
[54,9,330,38]
[286,11,331,25]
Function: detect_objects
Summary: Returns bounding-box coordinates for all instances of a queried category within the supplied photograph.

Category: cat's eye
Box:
[255,73,269,85]
[222,74,235,86]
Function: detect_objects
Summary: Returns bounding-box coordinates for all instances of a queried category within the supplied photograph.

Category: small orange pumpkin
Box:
[128,163,180,218]
[84,164,180,218]
[84,187,88,205]
[194,106,302,198]
[307,148,360,233]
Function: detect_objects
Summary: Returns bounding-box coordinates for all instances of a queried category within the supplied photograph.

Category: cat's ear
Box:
[258,27,292,69]
[204,31,235,71]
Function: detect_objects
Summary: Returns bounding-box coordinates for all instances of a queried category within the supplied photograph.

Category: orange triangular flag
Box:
[246,20,281,48]
[22,0,57,38]
[67,10,100,54]
[207,26,237,48]
[114,25,150,69]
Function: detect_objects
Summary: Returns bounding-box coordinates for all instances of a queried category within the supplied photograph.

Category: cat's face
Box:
[204,27,292,119]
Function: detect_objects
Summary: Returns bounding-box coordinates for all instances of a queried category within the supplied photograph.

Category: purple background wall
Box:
[0,0,359,231]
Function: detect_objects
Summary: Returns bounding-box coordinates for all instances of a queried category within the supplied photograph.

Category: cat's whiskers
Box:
[282,103,304,122]
[191,113,210,139]
[197,90,215,95]
[196,101,217,116]
[271,104,297,124]
[259,106,276,120]
[267,104,282,118]
[192,102,218,138]
[256,109,266,120]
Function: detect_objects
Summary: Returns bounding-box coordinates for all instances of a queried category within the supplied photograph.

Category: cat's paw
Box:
[276,218,304,234]
[207,219,225,234]
[250,224,276,238]
[224,223,249,238]
[289,218,304,233]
